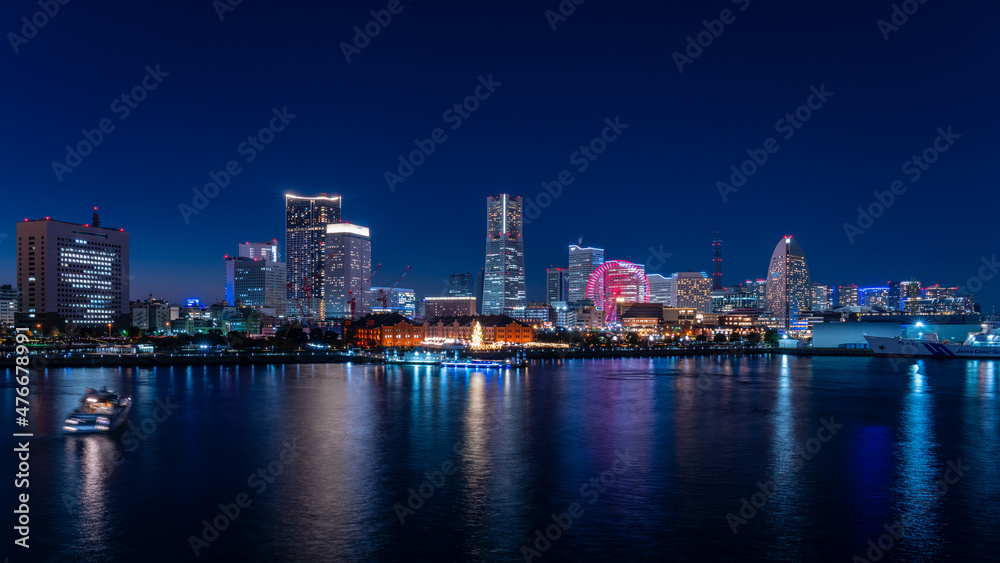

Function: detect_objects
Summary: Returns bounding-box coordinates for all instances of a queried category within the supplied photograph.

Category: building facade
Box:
[764,235,811,330]
[225,256,287,316]
[368,287,416,318]
[325,223,371,320]
[423,296,476,319]
[712,234,723,290]
[285,193,341,321]
[811,283,833,311]
[671,272,712,313]
[422,315,534,344]
[348,313,423,348]
[836,285,859,308]
[239,240,279,261]
[0,284,17,330]
[546,267,568,304]
[448,272,474,297]
[567,245,604,303]
[483,195,526,317]
[16,218,130,330]
[648,273,672,305]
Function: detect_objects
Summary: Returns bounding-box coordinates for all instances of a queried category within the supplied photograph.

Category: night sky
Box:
[2,0,999,311]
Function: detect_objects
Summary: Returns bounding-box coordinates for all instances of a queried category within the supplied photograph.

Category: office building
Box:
[285,193,341,320]
[16,217,130,330]
[448,272,475,297]
[648,273,672,305]
[568,245,604,303]
[765,235,811,330]
[712,233,723,290]
[546,267,568,304]
[482,195,526,317]
[551,301,577,328]
[836,285,859,308]
[239,240,279,261]
[225,255,287,316]
[423,296,476,319]
[859,287,891,309]
[0,284,17,330]
[324,223,372,319]
[811,283,833,311]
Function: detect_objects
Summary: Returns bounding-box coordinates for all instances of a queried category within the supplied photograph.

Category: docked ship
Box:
[865,321,1000,359]
[64,388,132,433]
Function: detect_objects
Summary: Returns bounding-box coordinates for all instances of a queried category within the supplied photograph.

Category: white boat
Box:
[64,388,132,433]
[865,321,1000,359]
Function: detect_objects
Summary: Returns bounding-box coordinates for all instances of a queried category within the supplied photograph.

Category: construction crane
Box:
[378,266,411,308]
[348,264,381,320]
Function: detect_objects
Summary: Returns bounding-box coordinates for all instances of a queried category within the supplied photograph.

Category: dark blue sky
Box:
[2,0,999,311]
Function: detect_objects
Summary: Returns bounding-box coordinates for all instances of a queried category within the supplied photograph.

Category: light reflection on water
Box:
[7,356,1000,562]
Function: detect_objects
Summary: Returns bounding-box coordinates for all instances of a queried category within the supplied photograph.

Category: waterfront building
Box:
[524,302,555,327]
[711,287,758,313]
[551,301,577,328]
[764,235,811,330]
[325,223,372,320]
[15,217,130,331]
[483,195,526,317]
[131,296,171,333]
[347,313,423,348]
[285,193,341,320]
[422,314,534,344]
[859,287,891,310]
[811,283,834,311]
[567,245,604,303]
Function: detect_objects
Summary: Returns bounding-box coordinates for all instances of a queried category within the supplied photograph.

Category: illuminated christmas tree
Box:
[471,321,483,349]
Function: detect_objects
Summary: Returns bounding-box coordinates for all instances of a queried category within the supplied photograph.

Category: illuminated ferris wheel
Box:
[585,260,651,325]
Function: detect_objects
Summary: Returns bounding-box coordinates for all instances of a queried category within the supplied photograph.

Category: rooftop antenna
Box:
[92,206,100,227]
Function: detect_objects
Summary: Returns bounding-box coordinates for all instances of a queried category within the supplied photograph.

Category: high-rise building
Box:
[545,267,568,304]
[898,279,921,311]
[670,272,712,313]
[712,233,723,290]
[475,268,485,315]
[810,283,833,311]
[16,217,130,330]
[325,223,371,320]
[0,284,17,330]
[568,245,604,303]
[836,285,859,308]
[923,285,957,300]
[483,195,526,317]
[859,287,890,309]
[239,240,279,261]
[712,287,758,313]
[647,273,673,305]
[448,272,474,297]
[285,193,341,320]
[225,255,287,316]
[765,235,811,330]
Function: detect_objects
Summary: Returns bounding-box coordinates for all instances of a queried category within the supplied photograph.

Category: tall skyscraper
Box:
[239,240,279,261]
[285,193,341,320]
[545,267,568,304]
[324,223,371,320]
[16,217,130,330]
[483,195,526,317]
[712,233,723,290]
[448,272,474,297]
[225,255,287,316]
[765,235,811,330]
[568,245,604,303]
